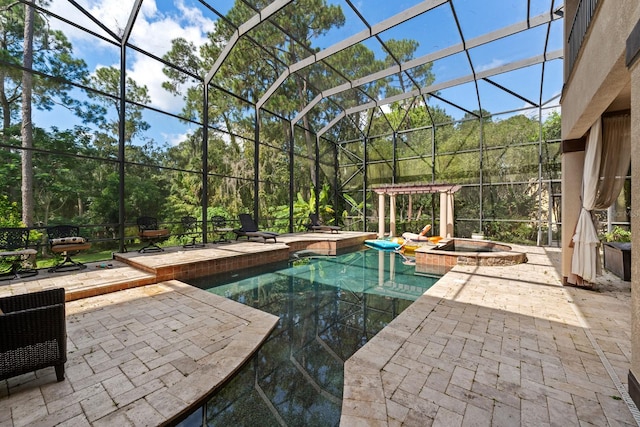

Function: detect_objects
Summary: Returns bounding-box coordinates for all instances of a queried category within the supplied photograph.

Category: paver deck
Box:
[0,281,278,426]
[341,246,638,426]
[0,238,636,426]
[0,232,376,301]
[0,232,374,426]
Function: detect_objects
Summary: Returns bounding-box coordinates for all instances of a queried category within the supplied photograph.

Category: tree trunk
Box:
[21,2,35,227]
[0,69,11,137]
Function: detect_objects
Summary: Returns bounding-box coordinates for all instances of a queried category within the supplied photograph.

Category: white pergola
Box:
[373,183,461,238]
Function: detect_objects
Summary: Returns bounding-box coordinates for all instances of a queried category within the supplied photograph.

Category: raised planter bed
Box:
[603,242,631,281]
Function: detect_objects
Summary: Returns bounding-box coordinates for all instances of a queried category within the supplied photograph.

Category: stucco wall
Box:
[561,0,640,139]
[630,49,639,403]
[560,150,584,279]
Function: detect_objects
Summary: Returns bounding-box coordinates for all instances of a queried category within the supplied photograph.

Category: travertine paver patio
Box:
[0,280,278,426]
[0,233,376,301]
[341,246,638,426]
[0,239,636,426]
[0,233,374,426]
[0,259,156,301]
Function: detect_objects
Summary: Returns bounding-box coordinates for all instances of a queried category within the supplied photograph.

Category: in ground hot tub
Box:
[414,238,527,276]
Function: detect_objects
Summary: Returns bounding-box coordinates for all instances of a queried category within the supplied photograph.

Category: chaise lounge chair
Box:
[234,213,279,243]
[307,213,341,233]
[401,224,434,242]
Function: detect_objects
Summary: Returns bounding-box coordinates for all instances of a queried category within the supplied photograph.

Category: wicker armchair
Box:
[0,288,67,382]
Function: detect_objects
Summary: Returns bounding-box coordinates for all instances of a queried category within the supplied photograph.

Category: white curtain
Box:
[570,119,602,284]
[570,114,631,284]
[595,115,632,207]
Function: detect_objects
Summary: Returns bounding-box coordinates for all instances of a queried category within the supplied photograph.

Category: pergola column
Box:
[389,194,397,237]
[378,193,385,238]
[374,184,460,239]
[440,191,454,238]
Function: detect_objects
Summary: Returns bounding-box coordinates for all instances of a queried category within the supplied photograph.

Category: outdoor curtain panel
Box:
[570,114,631,284]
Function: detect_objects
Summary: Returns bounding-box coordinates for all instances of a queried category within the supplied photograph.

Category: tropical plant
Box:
[0,195,21,227]
[602,225,631,243]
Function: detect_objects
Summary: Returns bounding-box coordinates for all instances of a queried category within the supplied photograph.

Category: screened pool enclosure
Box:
[1,0,581,258]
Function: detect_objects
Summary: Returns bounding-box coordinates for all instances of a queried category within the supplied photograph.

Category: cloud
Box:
[162,130,191,147]
[475,58,507,73]
[48,0,216,112]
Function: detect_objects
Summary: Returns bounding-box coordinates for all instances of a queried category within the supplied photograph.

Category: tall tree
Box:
[0,0,87,224]
[21,1,34,226]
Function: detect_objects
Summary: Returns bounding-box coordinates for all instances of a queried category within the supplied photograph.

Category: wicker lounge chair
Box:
[234,214,279,243]
[0,288,67,382]
[307,213,341,233]
[0,227,38,281]
[137,216,170,253]
[47,225,92,273]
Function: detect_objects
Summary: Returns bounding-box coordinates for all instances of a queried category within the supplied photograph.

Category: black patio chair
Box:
[181,216,205,248]
[0,227,38,281]
[137,216,170,253]
[211,215,233,243]
[47,225,92,273]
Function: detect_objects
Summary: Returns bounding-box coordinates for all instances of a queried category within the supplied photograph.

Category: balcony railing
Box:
[567,0,599,75]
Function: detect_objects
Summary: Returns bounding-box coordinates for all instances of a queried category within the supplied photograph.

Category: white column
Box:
[378,193,385,238]
[439,192,454,238]
[446,192,454,238]
[389,194,397,237]
[439,192,447,237]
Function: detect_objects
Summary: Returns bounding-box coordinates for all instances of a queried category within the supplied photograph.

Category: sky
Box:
[35,0,564,147]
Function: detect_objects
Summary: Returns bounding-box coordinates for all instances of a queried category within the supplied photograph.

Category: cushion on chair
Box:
[50,236,86,245]
[0,248,36,257]
[139,229,170,238]
[50,242,91,254]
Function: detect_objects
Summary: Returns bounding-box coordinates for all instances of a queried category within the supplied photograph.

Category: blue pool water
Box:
[180,248,440,426]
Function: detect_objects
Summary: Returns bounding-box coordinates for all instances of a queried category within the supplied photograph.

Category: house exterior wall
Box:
[561,0,640,407]
[562,0,638,139]
[630,58,640,404]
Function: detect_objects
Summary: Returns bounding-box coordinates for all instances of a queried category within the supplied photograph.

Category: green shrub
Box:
[602,226,631,243]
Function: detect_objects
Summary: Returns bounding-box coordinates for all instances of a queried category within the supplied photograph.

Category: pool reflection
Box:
[183,249,439,426]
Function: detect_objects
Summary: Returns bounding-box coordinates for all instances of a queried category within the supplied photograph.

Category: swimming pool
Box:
[179,248,440,426]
